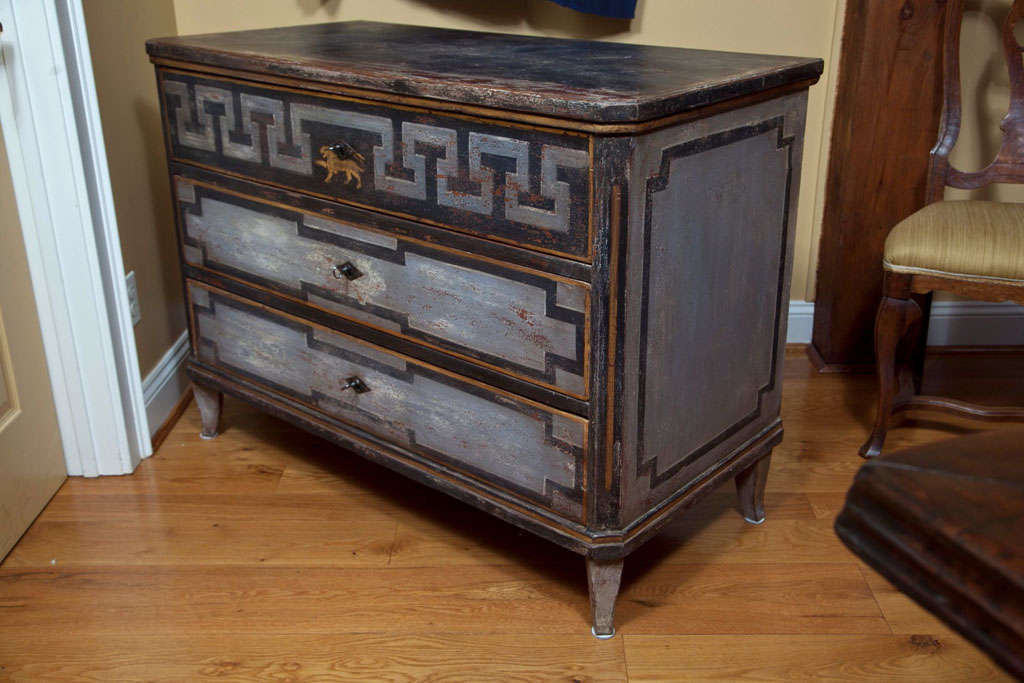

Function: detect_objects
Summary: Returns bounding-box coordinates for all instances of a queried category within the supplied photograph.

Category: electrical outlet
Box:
[126,271,141,326]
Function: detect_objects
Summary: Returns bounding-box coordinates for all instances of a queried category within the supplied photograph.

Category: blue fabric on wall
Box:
[547,0,637,19]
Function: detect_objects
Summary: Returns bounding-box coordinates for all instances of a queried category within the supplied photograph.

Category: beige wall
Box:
[172,0,844,301]
[83,0,182,376]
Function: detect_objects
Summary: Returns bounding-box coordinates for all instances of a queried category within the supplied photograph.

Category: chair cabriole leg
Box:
[860,279,922,458]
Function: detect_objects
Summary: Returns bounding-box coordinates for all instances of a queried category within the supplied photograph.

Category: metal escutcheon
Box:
[331,261,363,281]
[340,376,370,394]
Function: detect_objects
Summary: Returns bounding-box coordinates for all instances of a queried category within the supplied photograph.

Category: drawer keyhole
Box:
[340,376,370,394]
[332,261,363,281]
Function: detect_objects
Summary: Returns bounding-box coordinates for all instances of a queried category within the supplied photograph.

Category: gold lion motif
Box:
[316,145,365,188]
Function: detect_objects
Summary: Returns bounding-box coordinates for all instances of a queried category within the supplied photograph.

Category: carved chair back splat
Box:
[928,0,1024,198]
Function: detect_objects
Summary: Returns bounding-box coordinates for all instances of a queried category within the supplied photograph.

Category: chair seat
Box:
[884,200,1024,282]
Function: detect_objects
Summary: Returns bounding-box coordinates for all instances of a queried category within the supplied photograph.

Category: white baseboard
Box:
[786,301,816,344]
[925,300,1024,346]
[141,331,190,444]
[785,300,1024,346]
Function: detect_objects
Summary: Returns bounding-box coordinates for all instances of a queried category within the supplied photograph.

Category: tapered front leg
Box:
[193,384,223,440]
[586,556,624,638]
[735,453,771,524]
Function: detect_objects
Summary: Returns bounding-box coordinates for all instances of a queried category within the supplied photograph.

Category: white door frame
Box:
[0,0,150,475]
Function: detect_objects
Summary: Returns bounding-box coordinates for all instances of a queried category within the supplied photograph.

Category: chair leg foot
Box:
[859,431,886,459]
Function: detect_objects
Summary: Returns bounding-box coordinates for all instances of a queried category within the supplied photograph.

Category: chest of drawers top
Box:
[146,21,822,124]
[148,22,821,266]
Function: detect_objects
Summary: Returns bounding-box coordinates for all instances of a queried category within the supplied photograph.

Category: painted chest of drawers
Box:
[147,21,822,637]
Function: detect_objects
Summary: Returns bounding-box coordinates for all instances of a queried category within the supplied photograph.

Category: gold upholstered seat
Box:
[884,200,1024,282]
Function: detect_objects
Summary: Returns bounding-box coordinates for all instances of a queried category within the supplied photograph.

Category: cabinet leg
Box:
[193,384,223,440]
[586,556,624,639]
[735,454,771,524]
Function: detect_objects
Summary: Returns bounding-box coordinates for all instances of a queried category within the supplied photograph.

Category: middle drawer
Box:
[174,174,590,400]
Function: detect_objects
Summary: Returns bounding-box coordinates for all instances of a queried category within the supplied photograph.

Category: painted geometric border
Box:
[177,180,588,397]
[189,282,587,519]
[160,70,592,260]
[635,116,794,488]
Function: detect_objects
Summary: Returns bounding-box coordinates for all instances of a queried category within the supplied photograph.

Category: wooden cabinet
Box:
[148,21,822,637]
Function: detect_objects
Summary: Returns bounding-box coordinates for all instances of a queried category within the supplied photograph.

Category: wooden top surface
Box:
[849,430,1024,582]
[146,21,823,123]
[836,429,1024,678]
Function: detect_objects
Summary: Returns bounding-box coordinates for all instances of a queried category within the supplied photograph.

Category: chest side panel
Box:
[158,69,592,260]
[619,93,808,526]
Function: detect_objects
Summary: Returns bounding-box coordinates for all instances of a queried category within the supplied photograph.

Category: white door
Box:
[0,119,67,559]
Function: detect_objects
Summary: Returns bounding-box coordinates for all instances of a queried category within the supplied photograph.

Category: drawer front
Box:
[175,176,589,399]
[159,69,592,260]
[187,282,586,519]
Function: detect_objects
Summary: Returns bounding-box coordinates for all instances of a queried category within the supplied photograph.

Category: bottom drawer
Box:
[187,281,586,519]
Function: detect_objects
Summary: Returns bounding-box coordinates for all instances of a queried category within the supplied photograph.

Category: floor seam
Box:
[385,522,400,566]
[857,563,896,635]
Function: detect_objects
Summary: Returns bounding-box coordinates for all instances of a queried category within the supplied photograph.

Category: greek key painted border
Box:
[161,73,590,243]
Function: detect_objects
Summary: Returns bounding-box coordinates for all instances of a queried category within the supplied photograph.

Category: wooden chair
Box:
[860,0,1024,458]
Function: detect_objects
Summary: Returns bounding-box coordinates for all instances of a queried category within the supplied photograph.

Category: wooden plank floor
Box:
[1,351,1019,681]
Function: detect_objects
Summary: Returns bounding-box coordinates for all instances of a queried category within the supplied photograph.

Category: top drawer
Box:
[157,69,593,261]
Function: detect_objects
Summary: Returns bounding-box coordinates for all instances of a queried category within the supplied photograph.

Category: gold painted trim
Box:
[587,136,596,271]
[177,175,592,401]
[604,185,622,492]
[576,422,784,547]
[157,66,594,263]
